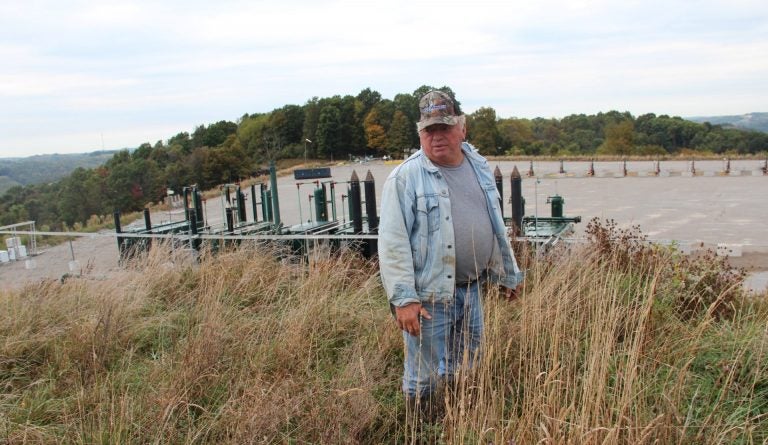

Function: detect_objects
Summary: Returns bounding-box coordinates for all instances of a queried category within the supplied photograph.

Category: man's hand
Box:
[504,283,523,301]
[394,303,431,336]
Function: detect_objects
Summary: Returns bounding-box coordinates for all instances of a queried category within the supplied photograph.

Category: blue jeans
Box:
[402,281,484,397]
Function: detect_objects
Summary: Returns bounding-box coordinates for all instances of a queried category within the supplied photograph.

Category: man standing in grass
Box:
[378,90,524,420]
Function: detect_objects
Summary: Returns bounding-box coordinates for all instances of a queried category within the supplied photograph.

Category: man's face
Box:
[419,122,466,167]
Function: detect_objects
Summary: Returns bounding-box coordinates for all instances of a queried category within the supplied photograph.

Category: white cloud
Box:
[0,73,138,97]
[1,0,767,156]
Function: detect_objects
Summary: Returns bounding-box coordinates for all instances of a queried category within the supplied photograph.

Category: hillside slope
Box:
[0,151,116,194]
[687,112,768,133]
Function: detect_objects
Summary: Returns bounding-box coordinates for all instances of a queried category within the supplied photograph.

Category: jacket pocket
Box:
[415,194,440,234]
[412,194,439,280]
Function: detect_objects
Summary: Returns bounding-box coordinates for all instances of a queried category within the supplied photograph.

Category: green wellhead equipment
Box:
[115,161,579,261]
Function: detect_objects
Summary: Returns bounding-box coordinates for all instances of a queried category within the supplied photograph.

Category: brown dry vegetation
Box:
[1,222,767,444]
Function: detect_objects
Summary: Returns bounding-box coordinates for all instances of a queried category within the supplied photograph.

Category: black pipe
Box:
[269,160,281,227]
[236,187,246,223]
[226,207,234,233]
[188,209,200,251]
[349,170,363,234]
[494,166,503,218]
[263,189,273,222]
[250,184,258,222]
[143,208,152,231]
[187,209,197,234]
[314,185,328,222]
[114,210,124,259]
[182,188,190,220]
[143,208,152,250]
[322,183,329,221]
[193,188,204,228]
[364,170,378,231]
[329,181,338,221]
[260,184,268,221]
[510,166,523,237]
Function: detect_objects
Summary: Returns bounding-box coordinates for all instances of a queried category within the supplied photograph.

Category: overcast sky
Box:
[1,0,766,158]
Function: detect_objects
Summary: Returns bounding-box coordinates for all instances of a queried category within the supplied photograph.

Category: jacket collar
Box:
[418,142,478,173]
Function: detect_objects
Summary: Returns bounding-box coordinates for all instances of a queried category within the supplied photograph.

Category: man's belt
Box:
[455,277,479,287]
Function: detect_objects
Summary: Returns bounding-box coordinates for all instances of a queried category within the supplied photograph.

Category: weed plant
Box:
[1,222,766,444]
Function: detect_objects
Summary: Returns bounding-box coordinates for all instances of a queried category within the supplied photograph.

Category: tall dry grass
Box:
[1,228,766,444]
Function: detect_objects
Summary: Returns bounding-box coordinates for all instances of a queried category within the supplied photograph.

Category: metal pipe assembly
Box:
[364,171,378,231]
[510,166,524,237]
[114,162,581,261]
[250,184,258,222]
[348,170,363,234]
[237,186,247,223]
[114,210,124,259]
[502,164,580,251]
[269,160,281,227]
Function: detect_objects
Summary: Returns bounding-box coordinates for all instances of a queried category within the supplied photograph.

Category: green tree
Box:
[468,107,501,154]
[192,121,238,148]
[168,132,193,154]
[598,121,635,155]
[238,113,270,160]
[355,87,382,128]
[316,105,342,159]
[302,97,321,157]
[387,110,413,157]
[269,104,305,146]
[393,93,419,147]
[133,142,153,160]
[184,148,209,187]
[498,118,534,153]
[338,95,363,155]
[363,108,388,153]
[356,88,382,113]
[202,135,251,186]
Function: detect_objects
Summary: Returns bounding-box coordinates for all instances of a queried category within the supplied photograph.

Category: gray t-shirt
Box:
[438,156,494,283]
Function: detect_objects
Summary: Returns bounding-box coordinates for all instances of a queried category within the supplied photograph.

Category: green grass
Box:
[0,226,766,444]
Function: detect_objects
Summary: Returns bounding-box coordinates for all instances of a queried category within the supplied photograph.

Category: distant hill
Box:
[0,151,117,195]
[687,112,768,133]
[0,175,22,193]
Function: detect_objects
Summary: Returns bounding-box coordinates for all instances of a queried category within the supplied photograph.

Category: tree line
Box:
[1,85,766,231]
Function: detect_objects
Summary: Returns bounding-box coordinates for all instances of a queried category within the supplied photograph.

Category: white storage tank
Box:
[5,237,20,249]
[0,250,9,263]
[16,245,27,258]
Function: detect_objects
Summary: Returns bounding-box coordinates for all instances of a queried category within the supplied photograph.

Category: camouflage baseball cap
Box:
[417,90,460,131]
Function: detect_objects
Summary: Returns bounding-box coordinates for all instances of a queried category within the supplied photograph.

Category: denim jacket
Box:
[379,142,524,307]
